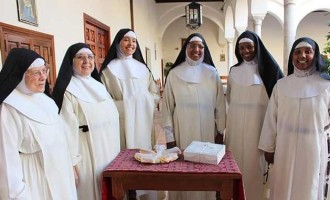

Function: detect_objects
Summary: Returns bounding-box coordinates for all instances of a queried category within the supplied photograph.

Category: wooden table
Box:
[102,149,245,200]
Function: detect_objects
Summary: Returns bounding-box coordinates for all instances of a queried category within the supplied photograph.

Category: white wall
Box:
[133,0,163,79]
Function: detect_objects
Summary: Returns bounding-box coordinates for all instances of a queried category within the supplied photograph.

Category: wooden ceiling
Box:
[155,0,224,3]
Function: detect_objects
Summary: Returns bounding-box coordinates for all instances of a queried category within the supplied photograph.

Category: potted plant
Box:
[164,62,173,77]
[323,22,330,74]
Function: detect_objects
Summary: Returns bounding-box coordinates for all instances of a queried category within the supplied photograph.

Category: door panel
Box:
[0,22,56,90]
[97,29,107,69]
[84,13,110,72]
[4,34,32,55]
[33,40,54,87]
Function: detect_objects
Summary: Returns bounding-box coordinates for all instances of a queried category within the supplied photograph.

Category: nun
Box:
[0,48,77,200]
[225,30,283,200]
[100,28,160,150]
[52,43,120,200]
[161,33,226,200]
[258,37,330,200]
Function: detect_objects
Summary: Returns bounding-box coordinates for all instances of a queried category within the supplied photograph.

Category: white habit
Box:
[162,61,226,200]
[226,61,268,200]
[60,76,121,200]
[259,72,330,200]
[0,90,77,200]
[101,58,160,150]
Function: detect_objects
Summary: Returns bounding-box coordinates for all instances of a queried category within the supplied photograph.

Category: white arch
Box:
[267,0,284,26]
[158,4,225,38]
[296,0,330,27]
[224,6,235,39]
[251,0,267,15]
[235,0,248,32]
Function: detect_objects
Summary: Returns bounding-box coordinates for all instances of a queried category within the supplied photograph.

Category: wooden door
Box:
[3,34,31,53]
[0,22,56,90]
[33,39,54,88]
[84,13,110,72]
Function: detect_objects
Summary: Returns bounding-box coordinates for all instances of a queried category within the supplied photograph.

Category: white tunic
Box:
[60,77,121,200]
[162,62,226,200]
[101,59,159,150]
[259,73,330,200]
[226,64,268,200]
[0,90,77,200]
[162,62,226,148]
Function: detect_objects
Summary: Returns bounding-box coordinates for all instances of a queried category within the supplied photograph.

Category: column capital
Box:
[252,15,265,25]
[226,38,234,43]
[284,0,296,5]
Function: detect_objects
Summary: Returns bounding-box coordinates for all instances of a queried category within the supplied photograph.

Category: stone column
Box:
[283,0,297,76]
[226,38,234,72]
[252,15,265,37]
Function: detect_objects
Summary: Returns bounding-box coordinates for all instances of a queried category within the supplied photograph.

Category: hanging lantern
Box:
[185,1,203,30]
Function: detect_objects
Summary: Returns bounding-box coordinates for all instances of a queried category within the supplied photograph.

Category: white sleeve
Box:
[164,126,175,143]
[161,73,175,129]
[226,75,232,105]
[59,92,81,166]
[215,74,226,135]
[258,84,278,153]
[148,74,161,106]
[0,104,32,200]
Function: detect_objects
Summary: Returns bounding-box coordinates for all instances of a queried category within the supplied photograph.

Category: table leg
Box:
[127,190,137,200]
[216,191,221,200]
[220,180,234,200]
[112,178,125,200]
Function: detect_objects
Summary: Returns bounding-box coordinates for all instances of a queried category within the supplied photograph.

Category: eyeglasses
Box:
[26,67,50,78]
[75,54,95,61]
[188,43,204,50]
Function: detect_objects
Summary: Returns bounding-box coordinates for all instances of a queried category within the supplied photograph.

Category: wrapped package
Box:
[183,141,226,165]
[134,146,181,164]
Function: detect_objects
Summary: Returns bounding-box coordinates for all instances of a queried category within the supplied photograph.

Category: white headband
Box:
[124,31,137,39]
[29,58,45,69]
[76,48,93,55]
[189,36,203,42]
[239,38,254,44]
[295,41,313,49]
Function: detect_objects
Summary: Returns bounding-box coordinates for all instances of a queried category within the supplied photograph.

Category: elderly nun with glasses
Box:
[161,33,226,200]
[52,43,120,200]
[259,37,330,200]
[0,48,77,200]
